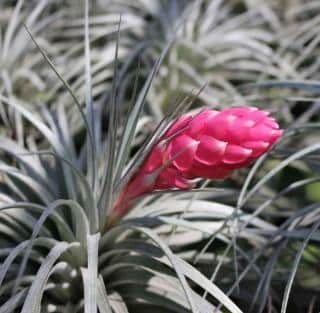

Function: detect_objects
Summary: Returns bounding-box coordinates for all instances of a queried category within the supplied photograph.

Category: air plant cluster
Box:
[0,1,319,313]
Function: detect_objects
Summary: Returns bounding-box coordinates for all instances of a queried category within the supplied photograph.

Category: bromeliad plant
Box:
[38,0,278,122]
[0,92,282,312]
[95,0,279,117]
[2,1,319,313]
[0,9,283,311]
[1,3,269,311]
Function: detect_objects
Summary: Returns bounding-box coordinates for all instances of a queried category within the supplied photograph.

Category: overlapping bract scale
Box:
[165,106,282,180]
[112,107,282,219]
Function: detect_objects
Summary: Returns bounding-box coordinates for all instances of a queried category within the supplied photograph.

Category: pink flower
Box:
[109,106,282,224]
[168,106,282,179]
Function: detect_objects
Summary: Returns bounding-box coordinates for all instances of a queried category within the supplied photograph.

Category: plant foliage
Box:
[0,1,319,312]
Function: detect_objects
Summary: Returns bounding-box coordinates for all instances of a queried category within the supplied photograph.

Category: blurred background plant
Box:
[0,0,319,312]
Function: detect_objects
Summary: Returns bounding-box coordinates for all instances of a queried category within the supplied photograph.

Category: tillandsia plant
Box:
[94,0,279,118]
[1,2,268,312]
[1,1,320,313]
[38,0,279,122]
[110,107,282,225]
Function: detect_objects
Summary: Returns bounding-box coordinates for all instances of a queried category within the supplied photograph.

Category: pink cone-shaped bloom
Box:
[109,106,282,224]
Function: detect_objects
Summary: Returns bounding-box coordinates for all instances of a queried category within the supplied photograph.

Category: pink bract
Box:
[110,106,283,223]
